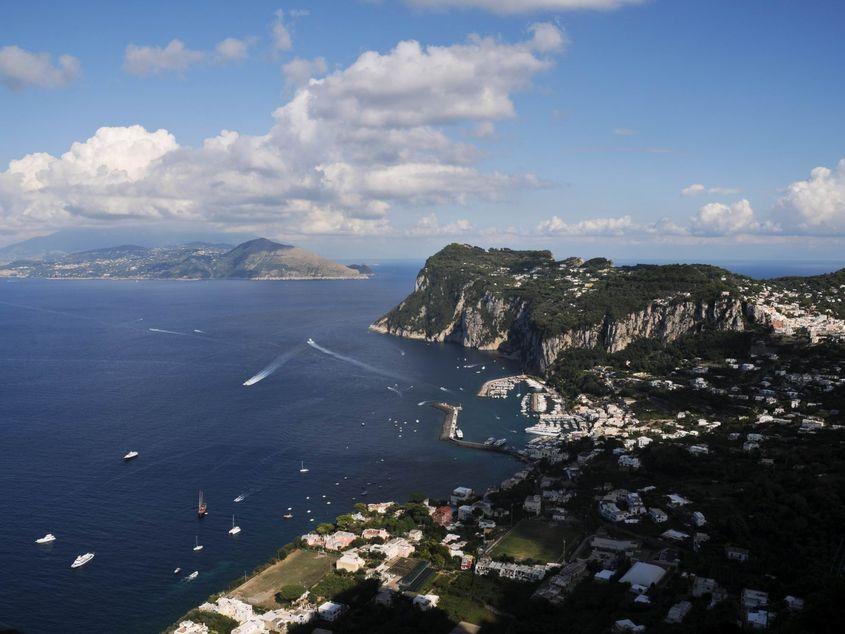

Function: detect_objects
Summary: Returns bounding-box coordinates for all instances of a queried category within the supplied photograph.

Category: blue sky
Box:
[2,0,844,260]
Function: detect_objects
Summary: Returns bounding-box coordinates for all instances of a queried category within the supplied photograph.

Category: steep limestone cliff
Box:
[371,244,749,374]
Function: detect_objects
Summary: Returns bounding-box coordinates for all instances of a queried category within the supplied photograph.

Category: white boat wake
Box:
[243,347,301,386]
[306,338,406,382]
[148,327,188,336]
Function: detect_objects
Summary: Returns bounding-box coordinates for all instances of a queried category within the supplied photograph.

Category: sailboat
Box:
[193,536,203,552]
[299,461,309,473]
[197,490,208,518]
[228,515,241,535]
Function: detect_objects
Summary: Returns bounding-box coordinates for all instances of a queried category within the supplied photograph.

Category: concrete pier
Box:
[430,402,529,461]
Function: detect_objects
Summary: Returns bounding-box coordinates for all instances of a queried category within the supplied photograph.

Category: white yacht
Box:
[524,421,562,437]
[123,451,139,461]
[36,533,56,544]
[193,536,203,551]
[185,571,198,581]
[299,461,309,473]
[228,515,241,535]
[71,553,95,568]
[233,494,245,503]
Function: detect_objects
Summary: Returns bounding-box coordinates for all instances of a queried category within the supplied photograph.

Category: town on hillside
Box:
[172,320,845,634]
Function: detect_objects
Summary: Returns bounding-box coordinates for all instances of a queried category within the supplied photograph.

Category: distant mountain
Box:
[0,227,253,263]
[0,238,366,281]
[347,263,374,276]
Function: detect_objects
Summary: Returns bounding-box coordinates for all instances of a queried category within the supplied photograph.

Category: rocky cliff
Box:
[371,244,749,373]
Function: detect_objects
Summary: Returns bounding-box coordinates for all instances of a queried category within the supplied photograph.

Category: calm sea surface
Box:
[0,259,840,632]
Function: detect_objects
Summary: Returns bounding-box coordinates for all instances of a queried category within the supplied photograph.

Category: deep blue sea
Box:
[0,264,528,633]
[0,259,841,633]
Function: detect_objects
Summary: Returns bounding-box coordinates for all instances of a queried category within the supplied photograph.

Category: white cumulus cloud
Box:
[407,0,644,14]
[778,158,845,232]
[282,57,328,86]
[271,10,293,52]
[537,215,635,236]
[214,37,255,63]
[0,45,80,90]
[124,39,206,76]
[682,183,741,197]
[689,199,775,236]
[1,28,558,239]
[407,213,473,236]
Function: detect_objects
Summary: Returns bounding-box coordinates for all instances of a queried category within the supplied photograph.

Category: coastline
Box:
[2,275,371,282]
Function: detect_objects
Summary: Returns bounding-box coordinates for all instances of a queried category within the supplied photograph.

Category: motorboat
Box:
[233,494,245,503]
[123,451,139,461]
[71,553,95,568]
[36,533,56,544]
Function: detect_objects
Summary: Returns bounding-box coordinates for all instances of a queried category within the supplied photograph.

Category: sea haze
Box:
[0,264,526,633]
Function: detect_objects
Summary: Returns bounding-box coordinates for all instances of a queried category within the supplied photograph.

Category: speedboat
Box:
[185,571,198,581]
[282,513,293,519]
[233,494,245,503]
[193,536,203,552]
[71,553,95,568]
[36,533,56,544]
[174,567,181,574]
[123,451,139,461]
[228,515,241,535]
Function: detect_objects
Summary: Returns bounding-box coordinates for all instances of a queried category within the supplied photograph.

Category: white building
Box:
[523,495,542,515]
[318,601,347,622]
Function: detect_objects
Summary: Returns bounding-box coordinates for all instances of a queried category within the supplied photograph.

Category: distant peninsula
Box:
[0,238,369,281]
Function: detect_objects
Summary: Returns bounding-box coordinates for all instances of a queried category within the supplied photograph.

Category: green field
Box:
[230,549,338,609]
[489,519,576,563]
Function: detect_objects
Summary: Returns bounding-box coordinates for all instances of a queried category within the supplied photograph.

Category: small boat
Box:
[123,451,139,461]
[282,513,293,519]
[197,490,208,518]
[299,461,309,474]
[71,553,95,568]
[193,536,203,552]
[228,515,241,535]
[455,429,464,439]
[185,571,198,581]
[36,533,56,544]
[233,494,245,503]
[174,567,181,574]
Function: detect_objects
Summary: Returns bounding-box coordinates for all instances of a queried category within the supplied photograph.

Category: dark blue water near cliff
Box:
[0,264,527,633]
